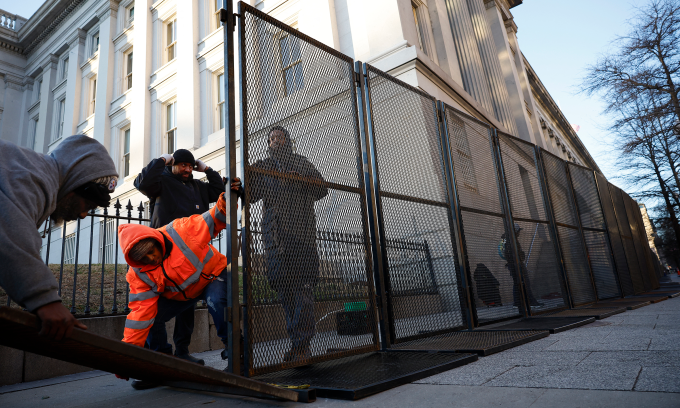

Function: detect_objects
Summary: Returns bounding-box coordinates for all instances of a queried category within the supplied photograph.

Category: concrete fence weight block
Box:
[0,345,24,386]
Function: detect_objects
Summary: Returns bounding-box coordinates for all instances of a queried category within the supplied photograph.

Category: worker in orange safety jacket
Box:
[117,183,239,390]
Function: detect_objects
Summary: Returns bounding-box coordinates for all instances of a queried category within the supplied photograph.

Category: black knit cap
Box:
[172,149,195,166]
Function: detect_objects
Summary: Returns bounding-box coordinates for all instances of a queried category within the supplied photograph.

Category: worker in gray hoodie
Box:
[0,135,119,340]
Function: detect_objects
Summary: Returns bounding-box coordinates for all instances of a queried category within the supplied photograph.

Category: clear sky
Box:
[512,0,639,182]
[4,1,637,180]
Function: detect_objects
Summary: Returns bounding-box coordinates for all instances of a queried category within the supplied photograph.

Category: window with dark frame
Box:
[166,19,177,62]
[126,51,133,90]
[279,28,303,96]
[217,73,225,129]
[123,128,131,177]
[166,102,176,153]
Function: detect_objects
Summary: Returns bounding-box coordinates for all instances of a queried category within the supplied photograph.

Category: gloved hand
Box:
[194,159,208,172]
[160,153,174,166]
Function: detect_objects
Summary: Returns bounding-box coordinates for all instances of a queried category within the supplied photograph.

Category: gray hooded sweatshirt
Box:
[0,135,118,311]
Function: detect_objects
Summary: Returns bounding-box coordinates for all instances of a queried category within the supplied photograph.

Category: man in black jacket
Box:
[249,126,328,363]
[134,149,224,365]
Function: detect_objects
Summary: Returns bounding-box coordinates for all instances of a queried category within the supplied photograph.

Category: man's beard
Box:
[50,194,85,226]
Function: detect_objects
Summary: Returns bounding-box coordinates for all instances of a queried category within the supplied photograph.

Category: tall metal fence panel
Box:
[631,203,659,289]
[441,104,519,324]
[622,194,652,291]
[239,4,379,376]
[364,64,468,343]
[609,184,645,294]
[496,133,568,314]
[568,164,620,300]
[595,172,634,296]
[540,151,596,306]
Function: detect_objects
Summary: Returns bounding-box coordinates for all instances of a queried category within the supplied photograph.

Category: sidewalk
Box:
[1,282,679,407]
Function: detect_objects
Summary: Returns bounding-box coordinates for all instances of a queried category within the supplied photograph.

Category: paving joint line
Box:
[631,367,643,391]
[480,364,518,385]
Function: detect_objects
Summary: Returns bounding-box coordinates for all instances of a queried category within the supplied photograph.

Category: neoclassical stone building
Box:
[0,0,599,260]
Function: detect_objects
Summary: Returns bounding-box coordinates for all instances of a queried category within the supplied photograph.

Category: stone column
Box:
[176,0,201,150]
[16,78,34,148]
[484,0,537,144]
[34,54,58,154]
[92,1,120,152]
[504,20,548,150]
[444,0,494,117]
[465,0,517,135]
[0,75,26,146]
[64,29,87,137]
[129,0,154,178]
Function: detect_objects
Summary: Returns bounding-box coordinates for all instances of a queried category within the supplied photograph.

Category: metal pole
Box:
[70,218,81,314]
[355,61,390,349]
[534,146,573,310]
[565,164,599,302]
[361,63,396,345]
[493,131,530,317]
[221,0,241,376]
[85,211,94,315]
[436,101,476,330]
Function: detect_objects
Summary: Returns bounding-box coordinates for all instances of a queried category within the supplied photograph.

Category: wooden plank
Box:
[0,307,301,402]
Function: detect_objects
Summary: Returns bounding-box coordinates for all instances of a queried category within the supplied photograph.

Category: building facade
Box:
[0,0,599,262]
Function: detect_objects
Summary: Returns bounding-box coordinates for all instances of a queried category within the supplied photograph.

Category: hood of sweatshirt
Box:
[51,135,119,202]
[118,223,167,268]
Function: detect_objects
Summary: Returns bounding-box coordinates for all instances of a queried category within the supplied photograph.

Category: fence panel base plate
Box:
[252,351,477,400]
[619,296,668,303]
[388,330,549,356]
[0,307,302,402]
[590,301,651,310]
[545,308,626,320]
[487,317,596,334]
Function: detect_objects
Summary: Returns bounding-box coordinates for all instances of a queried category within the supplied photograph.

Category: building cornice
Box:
[3,74,24,91]
[22,0,87,55]
[523,53,601,172]
[96,0,121,21]
[67,28,87,48]
[40,53,59,70]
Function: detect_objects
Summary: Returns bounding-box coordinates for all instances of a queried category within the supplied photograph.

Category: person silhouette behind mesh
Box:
[502,223,543,307]
[249,126,328,362]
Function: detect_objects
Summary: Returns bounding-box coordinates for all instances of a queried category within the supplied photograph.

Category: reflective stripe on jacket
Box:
[118,192,230,346]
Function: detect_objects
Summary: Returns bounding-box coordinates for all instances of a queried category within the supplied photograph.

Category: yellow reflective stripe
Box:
[129,291,159,302]
[125,318,155,330]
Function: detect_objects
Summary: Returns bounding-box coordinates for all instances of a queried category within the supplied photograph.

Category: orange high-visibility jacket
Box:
[118,192,230,346]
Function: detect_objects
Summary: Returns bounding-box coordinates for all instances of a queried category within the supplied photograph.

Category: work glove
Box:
[194,159,208,172]
[160,153,174,166]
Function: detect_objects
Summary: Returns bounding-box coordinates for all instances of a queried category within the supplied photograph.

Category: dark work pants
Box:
[145,277,229,355]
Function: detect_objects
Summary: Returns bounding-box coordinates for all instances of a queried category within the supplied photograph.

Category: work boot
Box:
[283,347,311,363]
[131,380,159,390]
[175,353,205,365]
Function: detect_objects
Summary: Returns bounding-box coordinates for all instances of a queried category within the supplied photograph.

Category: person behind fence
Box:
[501,223,543,307]
[133,149,225,367]
[116,189,238,390]
[249,126,328,363]
[0,135,118,341]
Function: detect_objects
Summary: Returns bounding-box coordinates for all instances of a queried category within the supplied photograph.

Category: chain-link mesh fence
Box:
[629,200,659,289]
[364,64,468,343]
[441,105,519,324]
[568,164,620,300]
[496,133,568,314]
[540,151,596,306]
[239,4,378,375]
[622,193,652,291]
[595,172,633,296]
[609,184,645,294]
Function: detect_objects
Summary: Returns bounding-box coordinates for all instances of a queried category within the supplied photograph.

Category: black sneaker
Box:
[131,380,159,390]
[175,354,205,365]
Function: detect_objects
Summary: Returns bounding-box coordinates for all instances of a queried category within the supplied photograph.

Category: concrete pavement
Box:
[1,281,679,407]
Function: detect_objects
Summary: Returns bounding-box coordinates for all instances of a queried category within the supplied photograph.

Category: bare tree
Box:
[583,0,680,123]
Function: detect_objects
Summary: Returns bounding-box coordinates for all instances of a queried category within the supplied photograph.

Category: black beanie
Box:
[172,149,195,166]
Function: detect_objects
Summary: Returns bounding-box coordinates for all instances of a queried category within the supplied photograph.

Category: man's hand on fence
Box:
[194,159,209,172]
[35,302,88,341]
[160,154,174,166]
